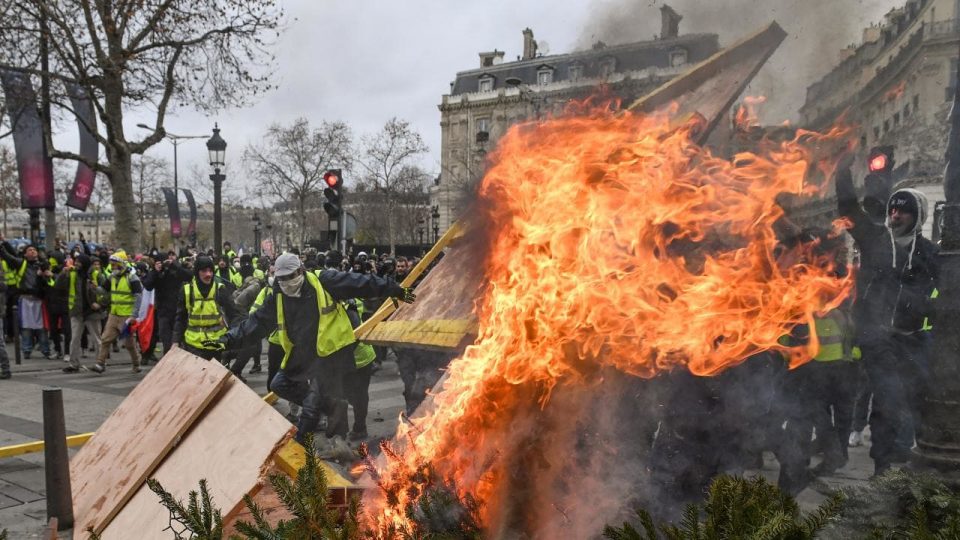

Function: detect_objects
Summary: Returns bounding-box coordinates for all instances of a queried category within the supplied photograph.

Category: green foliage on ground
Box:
[603,474,843,540]
[828,469,960,539]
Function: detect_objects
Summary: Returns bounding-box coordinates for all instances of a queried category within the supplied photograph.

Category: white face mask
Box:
[279,274,304,297]
[268,276,275,286]
[233,262,241,270]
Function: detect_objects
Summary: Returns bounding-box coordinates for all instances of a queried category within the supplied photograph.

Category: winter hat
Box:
[194,256,215,275]
[274,252,302,277]
[884,187,929,269]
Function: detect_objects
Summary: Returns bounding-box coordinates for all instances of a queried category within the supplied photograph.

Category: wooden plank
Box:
[273,439,355,489]
[99,377,294,540]
[355,220,465,340]
[70,348,232,537]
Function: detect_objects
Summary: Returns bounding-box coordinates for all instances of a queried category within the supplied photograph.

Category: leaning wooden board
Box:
[71,348,232,537]
[100,377,294,539]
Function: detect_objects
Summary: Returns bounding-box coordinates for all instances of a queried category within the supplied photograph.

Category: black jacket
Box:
[143,262,193,317]
[227,269,404,380]
[836,168,938,336]
[0,244,47,298]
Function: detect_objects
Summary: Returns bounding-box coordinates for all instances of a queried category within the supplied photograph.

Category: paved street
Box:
[0,343,407,538]
[0,341,878,538]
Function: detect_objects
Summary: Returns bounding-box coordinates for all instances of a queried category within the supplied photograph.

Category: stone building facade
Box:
[799,0,959,239]
[430,7,720,234]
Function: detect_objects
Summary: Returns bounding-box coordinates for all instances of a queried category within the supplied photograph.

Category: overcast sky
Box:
[119,0,900,203]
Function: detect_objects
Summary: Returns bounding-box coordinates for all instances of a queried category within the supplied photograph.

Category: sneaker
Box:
[849,431,863,447]
[131,366,142,374]
[89,363,105,374]
[62,366,79,373]
[0,372,10,380]
[23,353,31,360]
[249,365,262,374]
[55,352,63,360]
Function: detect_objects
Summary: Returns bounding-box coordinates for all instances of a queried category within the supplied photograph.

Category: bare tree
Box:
[89,174,112,244]
[0,0,282,250]
[244,118,352,248]
[132,155,168,251]
[0,145,18,236]
[357,118,429,255]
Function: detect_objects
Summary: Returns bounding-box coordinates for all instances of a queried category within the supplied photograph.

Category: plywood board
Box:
[99,377,294,539]
[70,348,232,537]
[360,229,486,350]
[360,22,786,352]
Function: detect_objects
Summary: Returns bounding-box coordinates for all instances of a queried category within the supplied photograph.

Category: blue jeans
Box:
[21,328,50,357]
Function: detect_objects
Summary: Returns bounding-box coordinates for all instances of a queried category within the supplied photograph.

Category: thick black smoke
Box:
[576,0,900,124]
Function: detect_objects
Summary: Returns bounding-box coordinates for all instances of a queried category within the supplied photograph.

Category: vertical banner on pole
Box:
[65,83,98,211]
[161,187,182,238]
[181,189,198,240]
[0,69,55,209]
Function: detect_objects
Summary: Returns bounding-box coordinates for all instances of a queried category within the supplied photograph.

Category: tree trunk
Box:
[107,152,138,250]
[387,198,396,256]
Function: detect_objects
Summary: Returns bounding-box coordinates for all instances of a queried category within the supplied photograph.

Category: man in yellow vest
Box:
[55,254,106,373]
[91,250,143,374]
[173,256,240,361]
[221,252,415,444]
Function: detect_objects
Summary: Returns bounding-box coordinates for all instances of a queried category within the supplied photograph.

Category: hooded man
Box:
[57,254,106,372]
[836,162,938,475]
[173,256,241,361]
[222,252,415,444]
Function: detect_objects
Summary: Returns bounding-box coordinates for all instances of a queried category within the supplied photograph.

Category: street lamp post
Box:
[252,212,262,256]
[417,215,425,247]
[205,124,227,256]
[266,223,274,256]
[150,222,157,250]
[431,205,440,243]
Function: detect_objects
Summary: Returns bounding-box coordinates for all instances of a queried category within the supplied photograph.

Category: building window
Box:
[873,126,880,140]
[913,94,919,109]
[537,68,553,86]
[478,76,494,93]
[476,117,490,135]
[893,112,900,127]
[669,48,688,67]
[599,58,616,78]
[883,120,890,133]
[568,64,583,81]
[903,104,910,118]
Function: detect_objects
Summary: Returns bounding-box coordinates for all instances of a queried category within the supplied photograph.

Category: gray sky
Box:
[121,0,901,203]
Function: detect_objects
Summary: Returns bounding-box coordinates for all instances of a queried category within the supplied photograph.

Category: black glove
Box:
[202,334,231,351]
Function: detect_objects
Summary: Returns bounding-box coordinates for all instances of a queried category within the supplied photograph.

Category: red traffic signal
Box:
[867,146,894,173]
[868,154,887,172]
[323,169,342,189]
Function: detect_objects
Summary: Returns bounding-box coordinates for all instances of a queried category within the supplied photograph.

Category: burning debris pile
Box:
[360,100,853,537]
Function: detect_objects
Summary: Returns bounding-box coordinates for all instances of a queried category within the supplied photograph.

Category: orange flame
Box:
[363,101,853,536]
[734,95,767,130]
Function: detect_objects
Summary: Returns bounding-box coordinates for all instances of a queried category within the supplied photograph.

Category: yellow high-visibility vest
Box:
[276,272,354,369]
[183,279,227,350]
[110,274,135,317]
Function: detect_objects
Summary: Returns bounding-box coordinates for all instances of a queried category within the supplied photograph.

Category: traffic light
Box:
[323,169,342,219]
[864,146,895,222]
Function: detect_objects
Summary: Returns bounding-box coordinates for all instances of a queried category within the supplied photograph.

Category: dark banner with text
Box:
[65,83,98,211]
[181,189,197,238]
[0,70,54,209]
[161,187,181,238]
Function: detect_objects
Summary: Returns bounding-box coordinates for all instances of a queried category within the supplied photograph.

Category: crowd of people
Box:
[0,235,447,445]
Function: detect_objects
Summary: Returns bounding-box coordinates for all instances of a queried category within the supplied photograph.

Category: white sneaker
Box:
[849,431,863,447]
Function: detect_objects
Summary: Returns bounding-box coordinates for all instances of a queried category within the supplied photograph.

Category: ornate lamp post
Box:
[205,124,227,255]
[150,221,157,250]
[431,205,440,243]
[417,215,425,247]
[252,212,262,256]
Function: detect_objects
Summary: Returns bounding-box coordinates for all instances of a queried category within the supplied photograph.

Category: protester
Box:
[0,240,52,359]
[91,250,143,374]
[173,255,241,361]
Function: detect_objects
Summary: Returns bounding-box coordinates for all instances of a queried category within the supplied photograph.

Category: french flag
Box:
[132,288,155,353]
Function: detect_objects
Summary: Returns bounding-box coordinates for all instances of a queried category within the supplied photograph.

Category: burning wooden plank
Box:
[359,22,788,352]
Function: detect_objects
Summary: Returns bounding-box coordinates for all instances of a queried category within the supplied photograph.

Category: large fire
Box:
[362,100,852,536]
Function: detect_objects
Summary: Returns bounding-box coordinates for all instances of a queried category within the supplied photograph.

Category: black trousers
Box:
[230,341,262,377]
[48,310,71,356]
[156,313,175,355]
[271,348,353,442]
[861,332,929,470]
[345,363,374,433]
[267,342,284,392]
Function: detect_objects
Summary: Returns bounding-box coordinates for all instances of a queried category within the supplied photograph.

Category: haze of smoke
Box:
[576,0,900,124]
